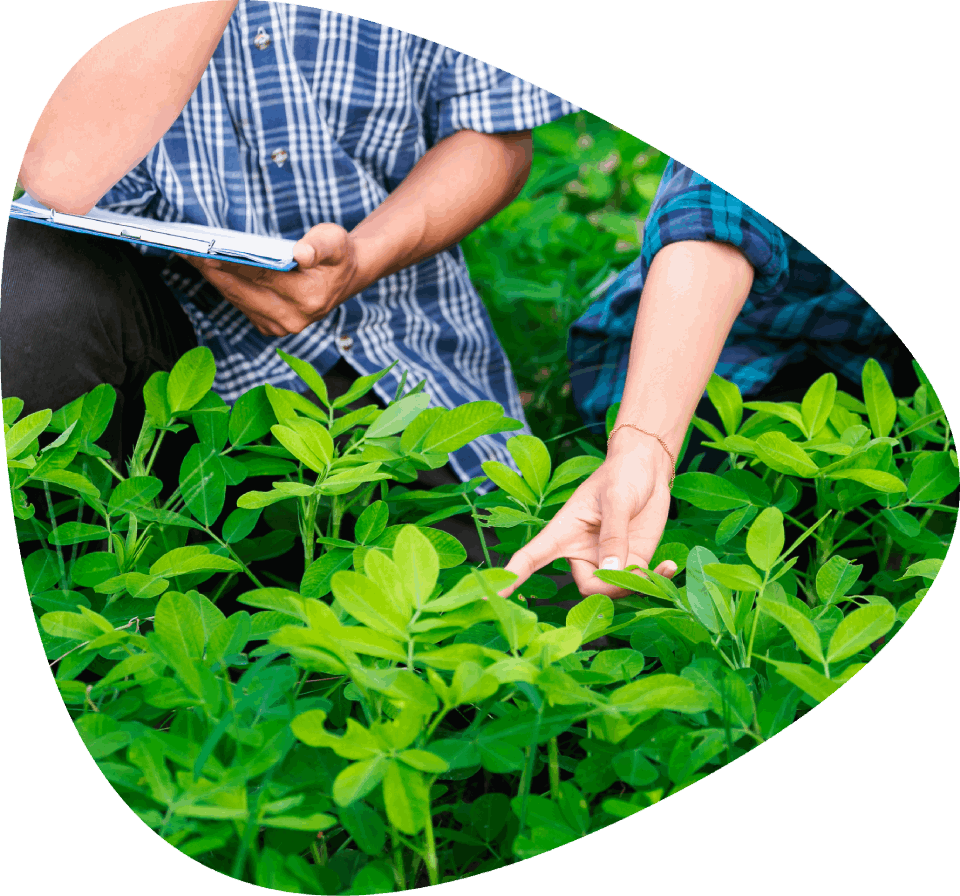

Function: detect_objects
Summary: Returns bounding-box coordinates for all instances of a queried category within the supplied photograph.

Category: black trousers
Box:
[0,220,492,563]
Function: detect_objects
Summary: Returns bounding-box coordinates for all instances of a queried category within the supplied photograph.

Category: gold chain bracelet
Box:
[606,424,676,489]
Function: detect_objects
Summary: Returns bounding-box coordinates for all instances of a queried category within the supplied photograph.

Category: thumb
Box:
[294,223,349,268]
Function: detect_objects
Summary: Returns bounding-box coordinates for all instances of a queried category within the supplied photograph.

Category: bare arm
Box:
[609,240,754,459]
[19,0,238,215]
[345,128,532,284]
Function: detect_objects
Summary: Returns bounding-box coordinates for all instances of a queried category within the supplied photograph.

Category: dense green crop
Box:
[5,340,954,892]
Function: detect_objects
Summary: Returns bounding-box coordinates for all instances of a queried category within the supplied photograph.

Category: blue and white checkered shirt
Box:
[96,1,576,481]
[568,158,896,429]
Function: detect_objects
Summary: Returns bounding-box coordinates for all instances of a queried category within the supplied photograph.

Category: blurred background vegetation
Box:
[463,111,667,463]
[13,111,666,466]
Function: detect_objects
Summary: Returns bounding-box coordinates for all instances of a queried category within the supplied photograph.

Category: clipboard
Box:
[10,194,298,271]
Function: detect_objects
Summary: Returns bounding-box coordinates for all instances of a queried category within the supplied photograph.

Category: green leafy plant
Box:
[6,346,955,893]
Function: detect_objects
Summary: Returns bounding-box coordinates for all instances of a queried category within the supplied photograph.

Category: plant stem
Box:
[548,737,561,801]
[516,705,543,835]
[423,797,440,887]
[42,482,69,592]
[462,494,493,568]
[390,823,407,891]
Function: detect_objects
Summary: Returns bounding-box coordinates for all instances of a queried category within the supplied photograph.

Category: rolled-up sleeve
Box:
[639,159,790,298]
[429,50,578,142]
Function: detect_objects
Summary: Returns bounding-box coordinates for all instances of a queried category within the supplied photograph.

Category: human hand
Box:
[181,222,360,337]
[500,428,677,599]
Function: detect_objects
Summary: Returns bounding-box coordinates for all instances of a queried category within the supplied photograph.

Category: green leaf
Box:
[667,728,727,784]
[862,359,896,439]
[745,507,785,572]
[611,748,659,787]
[421,401,505,454]
[107,476,163,515]
[547,455,603,493]
[166,346,216,415]
[189,391,230,452]
[331,572,408,638]
[237,587,307,622]
[481,460,538,505]
[426,568,517,611]
[826,604,896,663]
[825,468,906,493]
[391,525,439,610]
[229,385,276,446]
[764,658,841,703]
[48,522,110,546]
[816,556,862,604]
[5,408,51,459]
[142,371,171,423]
[338,800,386,856]
[703,563,763,593]
[898,558,942,581]
[153,591,205,661]
[363,550,415,618]
[743,401,806,432]
[397,749,449,774]
[508,435,552,495]
[683,546,721,633]
[76,384,116,447]
[756,677,801,738]
[908,452,959,503]
[301,549,353,599]
[276,348,330,407]
[715,504,758,545]
[566,594,614,642]
[671,472,751,511]
[40,611,104,642]
[333,757,389,807]
[800,373,837,438]
[754,432,820,477]
[365,392,432,439]
[469,793,510,841]
[270,423,330,474]
[608,674,711,715]
[179,443,226,525]
[706,373,743,436]
[354,500,388,545]
[758,596,823,662]
[880,508,921,538]
[222,507,261,544]
[149,546,241,578]
[331,363,396,410]
[34,469,100,499]
[383,761,429,835]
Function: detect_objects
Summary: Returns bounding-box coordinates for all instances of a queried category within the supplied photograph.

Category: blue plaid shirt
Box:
[96,1,576,481]
[568,158,895,428]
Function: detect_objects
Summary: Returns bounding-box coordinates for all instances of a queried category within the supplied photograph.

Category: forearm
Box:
[20,0,238,215]
[345,129,532,291]
[613,240,754,458]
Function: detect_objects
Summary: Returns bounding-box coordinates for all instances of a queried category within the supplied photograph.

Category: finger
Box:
[569,558,630,599]
[654,560,679,579]
[294,223,349,268]
[499,510,583,597]
[595,489,634,573]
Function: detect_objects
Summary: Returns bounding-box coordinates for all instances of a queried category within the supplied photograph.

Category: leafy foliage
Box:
[6,334,955,892]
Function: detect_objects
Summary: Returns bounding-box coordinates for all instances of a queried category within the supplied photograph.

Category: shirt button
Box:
[337,335,354,352]
[271,148,289,167]
[254,27,271,50]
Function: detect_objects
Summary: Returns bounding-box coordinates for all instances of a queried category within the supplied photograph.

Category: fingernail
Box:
[600,557,621,571]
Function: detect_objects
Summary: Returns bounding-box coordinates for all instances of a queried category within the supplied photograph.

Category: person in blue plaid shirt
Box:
[501,158,916,599]
[5,1,575,495]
